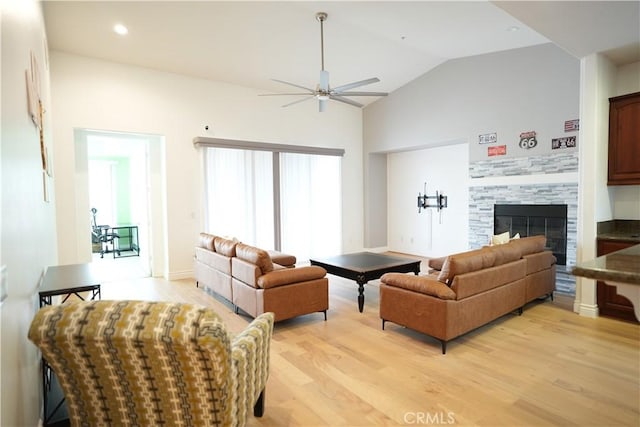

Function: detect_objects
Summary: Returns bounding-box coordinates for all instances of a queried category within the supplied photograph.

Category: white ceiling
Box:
[42,1,640,106]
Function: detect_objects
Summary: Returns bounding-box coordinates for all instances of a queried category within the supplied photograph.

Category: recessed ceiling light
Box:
[507,26,520,32]
[113,23,128,36]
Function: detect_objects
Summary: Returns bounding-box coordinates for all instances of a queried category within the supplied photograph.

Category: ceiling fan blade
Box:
[282,96,315,108]
[319,70,329,91]
[259,93,314,96]
[332,77,380,93]
[272,79,315,93]
[338,91,388,97]
[329,95,363,108]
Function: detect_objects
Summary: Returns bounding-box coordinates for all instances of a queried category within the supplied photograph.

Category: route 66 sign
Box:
[519,131,537,149]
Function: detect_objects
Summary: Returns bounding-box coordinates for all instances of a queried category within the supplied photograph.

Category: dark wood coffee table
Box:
[310,252,420,312]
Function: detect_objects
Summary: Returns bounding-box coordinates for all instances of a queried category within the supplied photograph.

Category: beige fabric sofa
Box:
[380,235,556,354]
[195,233,328,322]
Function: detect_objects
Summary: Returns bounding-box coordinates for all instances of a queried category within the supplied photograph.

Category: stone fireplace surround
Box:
[469,151,578,295]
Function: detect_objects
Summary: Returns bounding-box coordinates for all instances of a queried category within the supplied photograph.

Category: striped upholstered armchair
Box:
[28,300,274,427]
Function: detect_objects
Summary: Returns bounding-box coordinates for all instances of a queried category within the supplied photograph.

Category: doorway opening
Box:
[78,129,161,280]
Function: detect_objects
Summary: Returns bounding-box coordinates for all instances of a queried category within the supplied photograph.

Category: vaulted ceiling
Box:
[43,1,640,106]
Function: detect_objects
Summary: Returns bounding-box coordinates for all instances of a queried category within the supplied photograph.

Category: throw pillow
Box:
[491,231,510,245]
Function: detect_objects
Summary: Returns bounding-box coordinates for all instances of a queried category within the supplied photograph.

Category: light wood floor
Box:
[100,272,640,426]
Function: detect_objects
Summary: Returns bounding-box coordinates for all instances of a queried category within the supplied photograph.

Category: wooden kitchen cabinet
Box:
[608,91,640,185]
[596,238,639,323]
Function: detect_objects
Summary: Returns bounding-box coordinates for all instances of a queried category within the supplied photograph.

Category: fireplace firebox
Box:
[494,204,568,265]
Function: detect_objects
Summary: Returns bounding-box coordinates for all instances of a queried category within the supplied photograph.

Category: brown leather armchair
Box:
[231,243,329,322]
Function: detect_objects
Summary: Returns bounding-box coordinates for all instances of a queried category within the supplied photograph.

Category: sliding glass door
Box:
[203,147,341,262]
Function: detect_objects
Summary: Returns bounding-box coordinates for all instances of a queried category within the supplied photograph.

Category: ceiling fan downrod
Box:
[316,12,327,71]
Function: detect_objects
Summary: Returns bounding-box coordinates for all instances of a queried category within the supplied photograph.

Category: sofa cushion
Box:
[451,259,526,300]
[488,243,522,267]
[236,243,274,274]
[381,273,456,300]
[508,235,546,256]
[214,237,238,257]
[268,250,296,268]
[198,233,217,251]
[257,266,326,289]
[437,248,496,285]
[427,256,447,271]
[522,251,557,274]
[194,246,233,274]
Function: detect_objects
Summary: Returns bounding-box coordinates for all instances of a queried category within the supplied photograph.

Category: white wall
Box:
[50,52,364,278]
[387,143,469,257]
[363,43,579,250]
[616,61,640,95]
[1,1,57,425]
[575,53,617,317]
[364,153,387,248]
[365,43,578,158]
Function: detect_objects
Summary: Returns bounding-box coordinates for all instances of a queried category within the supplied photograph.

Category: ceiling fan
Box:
[260,12,388,112]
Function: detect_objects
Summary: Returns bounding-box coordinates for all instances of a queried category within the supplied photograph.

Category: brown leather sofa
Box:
[380,235,556,354]
[195,233,328,322]
[194,233,236,302]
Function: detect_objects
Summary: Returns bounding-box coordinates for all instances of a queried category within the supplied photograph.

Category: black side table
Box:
[38,263,102,426]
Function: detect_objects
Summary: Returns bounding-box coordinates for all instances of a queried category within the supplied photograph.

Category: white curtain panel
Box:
[204,148,341,260]
[204,147,274,248]
[280,153,341,262]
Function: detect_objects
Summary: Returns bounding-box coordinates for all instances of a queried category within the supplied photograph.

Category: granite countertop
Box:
[597,219,640,243]
[572,244,640,285]
[597,231,640,243]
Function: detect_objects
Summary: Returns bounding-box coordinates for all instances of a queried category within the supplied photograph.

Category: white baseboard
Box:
[578,302,599,318]
[365,246,389,253]
[167,270,193,281]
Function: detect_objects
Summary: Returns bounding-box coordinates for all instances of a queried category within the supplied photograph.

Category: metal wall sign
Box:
[519,131,537,149]
[488,145,507,156]
[564,119,579,132]
[479,132,497,144]
[552,136,577,149]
